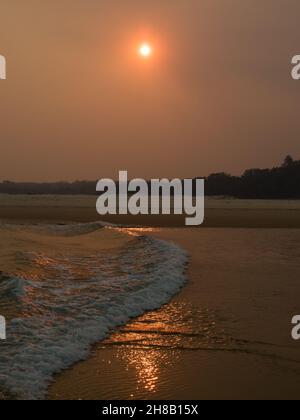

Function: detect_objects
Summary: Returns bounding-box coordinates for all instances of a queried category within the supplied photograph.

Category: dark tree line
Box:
[0,156,300,199]
[198,156,300,198]
[0,180,96,195]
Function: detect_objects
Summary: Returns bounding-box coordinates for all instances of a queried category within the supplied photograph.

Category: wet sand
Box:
[49,228,300,400]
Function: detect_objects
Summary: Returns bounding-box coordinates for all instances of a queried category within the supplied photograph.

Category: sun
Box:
[139,43,152,58]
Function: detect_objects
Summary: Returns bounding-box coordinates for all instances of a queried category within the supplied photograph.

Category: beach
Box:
[49,228,300,400]
[1,195,300,399]
[1,194,300,228]
[3,0,300,403]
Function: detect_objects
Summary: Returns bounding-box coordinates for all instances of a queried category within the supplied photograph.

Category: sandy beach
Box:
[1,194,300,228]
[1,195,300,400]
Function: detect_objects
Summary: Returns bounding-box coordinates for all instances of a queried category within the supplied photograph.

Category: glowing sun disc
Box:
[139,43,152,58]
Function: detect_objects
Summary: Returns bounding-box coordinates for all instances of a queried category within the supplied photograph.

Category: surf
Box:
[0,223,188,399]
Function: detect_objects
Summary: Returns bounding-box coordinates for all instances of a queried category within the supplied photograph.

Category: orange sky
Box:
[1,0,300,181]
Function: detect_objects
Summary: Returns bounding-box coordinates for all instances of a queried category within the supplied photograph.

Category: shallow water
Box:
[49,228,300,400]
[0,223,187,399]
[3,225,300,400]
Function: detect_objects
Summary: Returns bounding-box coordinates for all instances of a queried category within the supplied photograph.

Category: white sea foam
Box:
[0,274,25,297]
[0,228,188,399]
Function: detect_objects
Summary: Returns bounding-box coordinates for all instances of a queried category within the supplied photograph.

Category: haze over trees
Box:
[0,157,300,199]
[201,156,300,198]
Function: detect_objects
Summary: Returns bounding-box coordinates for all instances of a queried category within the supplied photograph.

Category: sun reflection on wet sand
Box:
[117,348,162,393]
[101,301,222,396]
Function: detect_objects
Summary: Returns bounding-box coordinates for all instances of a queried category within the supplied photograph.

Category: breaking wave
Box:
[0,225,188,399]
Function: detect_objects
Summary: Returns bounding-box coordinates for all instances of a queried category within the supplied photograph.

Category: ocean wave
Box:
[0,273,25,298]
[0,221,112,237]
[0,229,188,399]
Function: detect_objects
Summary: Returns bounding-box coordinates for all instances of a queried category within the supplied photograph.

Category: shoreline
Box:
[48,227,300,400]
[1,196,300,399]
[1,194,300,228]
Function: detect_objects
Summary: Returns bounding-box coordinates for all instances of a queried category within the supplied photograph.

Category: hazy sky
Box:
[1,0,300,181]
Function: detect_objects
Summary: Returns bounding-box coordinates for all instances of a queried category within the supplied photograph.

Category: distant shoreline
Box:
[1,156,300,200]
[1,195,300,228]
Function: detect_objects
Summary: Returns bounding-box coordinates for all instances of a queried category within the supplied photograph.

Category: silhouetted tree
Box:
[283,155,294,168]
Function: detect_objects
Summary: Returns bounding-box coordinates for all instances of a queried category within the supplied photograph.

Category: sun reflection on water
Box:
[109,227,160,237]
[122,349,160,393]
[101,300,226,396]
[115,346,178,395]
